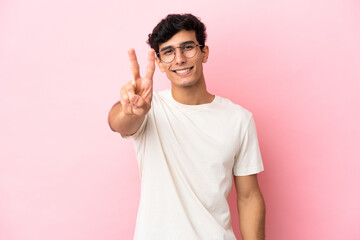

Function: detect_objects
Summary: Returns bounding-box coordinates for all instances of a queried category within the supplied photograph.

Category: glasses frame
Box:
[156,43,203,64]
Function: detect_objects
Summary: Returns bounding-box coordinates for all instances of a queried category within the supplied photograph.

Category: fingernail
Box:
[132,96,138,103]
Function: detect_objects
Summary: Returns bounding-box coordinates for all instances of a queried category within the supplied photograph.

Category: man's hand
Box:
[108,48,155,135]
[120,48,155,117]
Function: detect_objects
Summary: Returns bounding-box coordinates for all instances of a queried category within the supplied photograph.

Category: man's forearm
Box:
[237,191,266,240]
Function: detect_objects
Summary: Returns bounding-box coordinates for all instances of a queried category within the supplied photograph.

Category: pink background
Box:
[1,0,359,239]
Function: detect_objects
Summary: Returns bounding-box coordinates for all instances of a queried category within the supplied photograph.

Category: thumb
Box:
[131,95,145,109]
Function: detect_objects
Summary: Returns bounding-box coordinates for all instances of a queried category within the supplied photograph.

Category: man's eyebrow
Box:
[159,45,173,52]
[181,41,196,46]
[159,41,196,52]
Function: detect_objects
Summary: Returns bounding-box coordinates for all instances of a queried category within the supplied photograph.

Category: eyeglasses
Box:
[157,42,203,63]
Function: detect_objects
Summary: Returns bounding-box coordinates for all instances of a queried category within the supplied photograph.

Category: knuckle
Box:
[120,92,127,100]
[121,86,128,94]
[121,95,129,103]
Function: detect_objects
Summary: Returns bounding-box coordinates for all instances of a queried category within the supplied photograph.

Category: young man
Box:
[108,14,265,240]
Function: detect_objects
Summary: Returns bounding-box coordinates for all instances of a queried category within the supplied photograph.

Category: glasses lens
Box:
[182,43,198,59]
[159,48,175,63]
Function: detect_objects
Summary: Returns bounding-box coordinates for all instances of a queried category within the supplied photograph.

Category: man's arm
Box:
[108,49,155,136]
[234,174,266,240]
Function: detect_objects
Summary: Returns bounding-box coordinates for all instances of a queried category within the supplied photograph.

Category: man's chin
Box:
[172,79,198,88]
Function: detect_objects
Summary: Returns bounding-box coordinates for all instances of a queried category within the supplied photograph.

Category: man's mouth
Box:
[172,67,193,74]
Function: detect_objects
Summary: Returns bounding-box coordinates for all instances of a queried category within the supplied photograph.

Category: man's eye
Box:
[163,49,174,55]
[183,45,194,51]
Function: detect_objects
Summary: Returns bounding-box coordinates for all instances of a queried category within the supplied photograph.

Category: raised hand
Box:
[120,48,155,116]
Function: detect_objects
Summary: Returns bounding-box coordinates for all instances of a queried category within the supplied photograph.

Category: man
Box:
[108,14,265,240]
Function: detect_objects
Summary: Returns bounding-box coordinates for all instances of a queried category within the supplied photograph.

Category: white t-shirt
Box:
[124,89,264,240]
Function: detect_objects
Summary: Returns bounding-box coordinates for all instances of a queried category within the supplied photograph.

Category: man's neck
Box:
[171,80,214,105]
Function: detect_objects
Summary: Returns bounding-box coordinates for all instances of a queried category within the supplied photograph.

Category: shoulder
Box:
[214,95,253,122]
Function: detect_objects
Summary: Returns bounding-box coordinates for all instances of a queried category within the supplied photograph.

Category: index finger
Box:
[128,48,140,80]
[145,49,155,79]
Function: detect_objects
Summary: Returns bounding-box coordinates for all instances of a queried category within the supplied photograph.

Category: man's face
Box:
[156,30,209,88]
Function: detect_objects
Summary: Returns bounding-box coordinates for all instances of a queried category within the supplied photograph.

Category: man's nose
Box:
[174,48,186,64]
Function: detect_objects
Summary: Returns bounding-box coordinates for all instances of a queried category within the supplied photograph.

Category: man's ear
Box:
[202,45,209,63]
[156,57,166,72]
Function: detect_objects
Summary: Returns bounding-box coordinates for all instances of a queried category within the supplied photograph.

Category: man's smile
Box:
[172,66,194,76]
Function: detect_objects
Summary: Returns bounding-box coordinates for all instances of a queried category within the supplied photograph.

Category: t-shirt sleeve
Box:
[121,114,148,140]
[233,116,264,176]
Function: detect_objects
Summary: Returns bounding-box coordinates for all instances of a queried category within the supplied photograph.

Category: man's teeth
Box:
[175,68,191,74]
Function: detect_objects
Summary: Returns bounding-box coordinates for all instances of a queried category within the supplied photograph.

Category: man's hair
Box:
[147,13,207,54]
